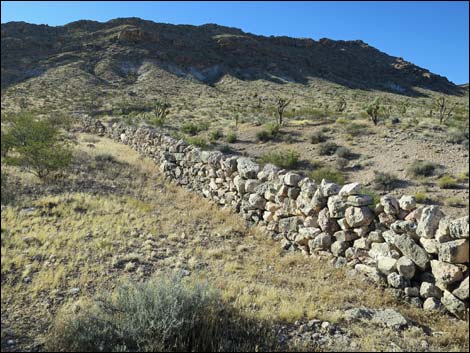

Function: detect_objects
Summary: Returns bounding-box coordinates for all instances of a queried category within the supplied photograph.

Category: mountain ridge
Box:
[1,17,464,96]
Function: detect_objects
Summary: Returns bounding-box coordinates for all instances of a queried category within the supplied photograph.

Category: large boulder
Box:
[345,206,375,228]
[399,195,416,211]
[437,239,469,263]
[393,234,429,271]
[380,195,399,215]
[441,290,467,319]
[449,216,469,239]
[416,205,444,239]
[339,182,362,197]
[237,157,260,179]
[396,256,416,279]
[327,195,347,218]
[430,260,463,290]
[283,172,302,187]
[452,277,469,301]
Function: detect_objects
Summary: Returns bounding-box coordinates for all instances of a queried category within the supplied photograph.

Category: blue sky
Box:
[1,1,469,84]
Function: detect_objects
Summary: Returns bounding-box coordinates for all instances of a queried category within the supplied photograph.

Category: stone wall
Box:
[79,116,469,319]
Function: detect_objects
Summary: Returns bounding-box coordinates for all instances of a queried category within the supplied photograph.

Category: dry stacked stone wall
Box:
[79,116,469,319]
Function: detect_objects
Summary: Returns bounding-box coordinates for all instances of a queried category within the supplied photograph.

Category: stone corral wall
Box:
[80,116,469,320]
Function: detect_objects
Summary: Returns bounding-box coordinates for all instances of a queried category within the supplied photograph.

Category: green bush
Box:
[373,171,399,191]
[415,192,430,204]
[226,131,237,143]
[437,175,459,189]
[256,123,280,142]
[260,150,300,169]
[407,160,438,177]
[310,167,345,185]
[187,136,208,148]
[2,112,73,179]
[310,131,328,144]
[361,188,381,205]
[318,142,339,156]
[181,121,210,136]
[209,129,223,142]
[46,275,277,352]
[343,123,369,137]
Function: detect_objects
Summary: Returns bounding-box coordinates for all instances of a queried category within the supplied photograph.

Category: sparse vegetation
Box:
[310,131,328,144]
[318,142,339,156]
[407,160,439,177]
[181,121,210,136]
[260,150,300,169]
[366,97,381,125]
[256,123,281,142]
[226,131,237,143]
[209,129,223,142]
[373,171,400,191]
[47,274,276,352]
[437,175,459,189]
[187,136,208,148]
[310,166,345,185]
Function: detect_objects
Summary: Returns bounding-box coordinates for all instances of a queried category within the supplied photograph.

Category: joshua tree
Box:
[275,97,291,126]
[366,97,381,125]
[155,100,171,120]
[434,96,456,124]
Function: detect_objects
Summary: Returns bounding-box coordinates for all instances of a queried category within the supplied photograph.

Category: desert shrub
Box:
[181,121,209,136]
[343,122,369,137]
[209,129,223,142]
[373,171,400,191]
[46,275,277,352]
[445,197,465,207]
[407,160,438,177]
[1,171,11,204]
[318,142,339,156]
[94,153,116,163]
[437,175,459,189]
[2,112,73,179]
[446,128,469,147]
[187,136,207,148]
[260,150,300,169]
[256,123,280,142]
[335,147,353,160]
[335,157,349,170]
[310,131,328,144]
[310,167,345,185]
[226,131,237,143]
[218,144,233,154]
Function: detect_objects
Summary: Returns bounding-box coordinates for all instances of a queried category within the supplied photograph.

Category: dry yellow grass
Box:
[1,134,468,352]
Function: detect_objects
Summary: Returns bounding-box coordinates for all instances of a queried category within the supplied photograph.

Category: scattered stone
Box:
[399,195,416,211]
[437,239,469,263]
[344,206,374,228]
[452,276,469,301]
[416,205,444,239]
[441,290,466,319]
[430,260,463,290]
[377,257,397,275]
[423,297,442,311]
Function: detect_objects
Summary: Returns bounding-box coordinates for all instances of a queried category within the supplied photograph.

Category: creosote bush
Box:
[260,150,300,169]
[310,131,328,144]
[373,171,400,191]
[407,160,439,177]
[226,131,237,143]
[2,112,73,179]
[46,274,277,352]
[256,123,280,142]
[187,136,208,148]
[318,142,339,156]
[181,121,210,136]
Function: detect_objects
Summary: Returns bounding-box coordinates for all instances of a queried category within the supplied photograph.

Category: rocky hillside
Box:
[0,17,464,96]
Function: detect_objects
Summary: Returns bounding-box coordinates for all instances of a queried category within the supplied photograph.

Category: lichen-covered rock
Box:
[390,220,417,235]
[420,282,442,299]
[377,257,397,275]
[248,193,266,210]
[318,208,340,234]
[284,172,302,186]
[327,195,347,218]
[257,163,280,181]
[430,260,463,290]
[423,297,442,311]
[331,240,349,257]
[345,206,374,228]
[452,276,469,301]
[347,195,373,207]
[339,182,362,197]
[441,290,466,319]
[380,195,399,215]
[419,238,439,254]
[437,239,469,263]
[334,230,358,242]
[237,157,260,179]
[353,237,372,250]
[396,256,416,279]
[245,179,261,193]
[399,195,416,211]
[233,175,246,194]
[393,234,429,270]
[387,272,407,288]
[309,232,333,251]
[416,205,444,239]
[449,216,469,239]
[318,179,340,197]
